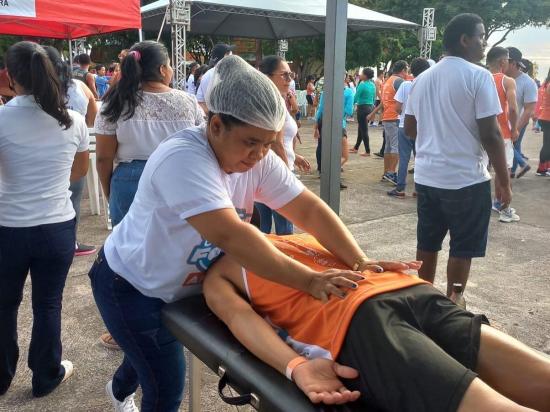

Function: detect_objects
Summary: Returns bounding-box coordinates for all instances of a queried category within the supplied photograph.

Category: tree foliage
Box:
[353,0,550,46]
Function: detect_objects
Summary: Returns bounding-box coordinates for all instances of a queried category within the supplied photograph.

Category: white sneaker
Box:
[106,380,139,412]
[499,208,520,223]
[60,360,74,383]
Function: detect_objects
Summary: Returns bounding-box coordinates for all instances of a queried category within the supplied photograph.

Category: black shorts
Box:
[306,94,314,105]
[337,284,489,412]
[415,180,491,258]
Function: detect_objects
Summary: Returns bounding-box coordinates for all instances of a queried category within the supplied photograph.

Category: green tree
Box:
[353,0,550,46]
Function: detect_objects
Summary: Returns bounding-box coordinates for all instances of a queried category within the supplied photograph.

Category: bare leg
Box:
[341,137,349,167]
[417,249,437,283]
[458,378,537,412]
[388,153,399,173]
[477,325,550,411]
[446,257,471,296]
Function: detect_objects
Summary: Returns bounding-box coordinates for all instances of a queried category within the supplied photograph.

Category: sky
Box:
[488,25,550,81]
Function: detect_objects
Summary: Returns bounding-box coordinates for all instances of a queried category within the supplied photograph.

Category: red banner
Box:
[0,0,141,39]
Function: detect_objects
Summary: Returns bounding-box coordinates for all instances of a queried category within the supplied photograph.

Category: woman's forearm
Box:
[96,158,113,199]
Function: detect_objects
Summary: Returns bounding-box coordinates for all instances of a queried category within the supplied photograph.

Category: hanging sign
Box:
[0,0,36,17]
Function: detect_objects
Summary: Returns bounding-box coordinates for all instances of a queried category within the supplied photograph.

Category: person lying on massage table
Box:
[204,234,550,412]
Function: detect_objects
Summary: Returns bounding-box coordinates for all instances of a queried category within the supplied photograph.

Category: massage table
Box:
[163,295,368,412]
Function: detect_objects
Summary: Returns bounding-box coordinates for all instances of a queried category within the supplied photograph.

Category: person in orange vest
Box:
[368,61,409,184]
[486,46,520,222]
[204,233,550,412]
[536,68,550,175]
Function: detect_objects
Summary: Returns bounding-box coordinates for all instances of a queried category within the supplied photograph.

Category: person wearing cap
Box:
[505,46,538,178]
[88,55,415,412]
[195,43,235,113]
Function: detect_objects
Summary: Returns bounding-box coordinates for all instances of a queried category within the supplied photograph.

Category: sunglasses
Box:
[278,71,295,81]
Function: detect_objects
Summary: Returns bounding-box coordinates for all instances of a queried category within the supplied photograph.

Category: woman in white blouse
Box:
[95,40,204,228]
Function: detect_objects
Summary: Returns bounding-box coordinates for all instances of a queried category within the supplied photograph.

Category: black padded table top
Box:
[163,295,367,412]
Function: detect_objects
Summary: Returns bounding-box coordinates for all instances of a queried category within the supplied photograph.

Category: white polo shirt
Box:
[104,125,305,303]
[405,56,502,190]
[0,95,89,227]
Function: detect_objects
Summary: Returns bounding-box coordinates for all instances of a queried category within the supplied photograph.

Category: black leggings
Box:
[539,120,550,168]
[354,104,373,152]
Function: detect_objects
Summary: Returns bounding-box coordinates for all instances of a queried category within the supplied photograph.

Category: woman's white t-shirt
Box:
[66,79,88,116]
[282,110,298,171]
[0,95,89,227]
[104,125,305,303]
[94,89,205,163]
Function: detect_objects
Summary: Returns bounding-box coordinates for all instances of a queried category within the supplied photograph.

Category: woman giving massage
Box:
[204,234,550,412]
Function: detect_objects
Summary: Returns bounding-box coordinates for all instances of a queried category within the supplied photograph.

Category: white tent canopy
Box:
[141,0,417,39]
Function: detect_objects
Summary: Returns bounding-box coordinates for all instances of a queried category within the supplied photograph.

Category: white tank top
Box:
[283,110,298,171]
[66,79,88,116]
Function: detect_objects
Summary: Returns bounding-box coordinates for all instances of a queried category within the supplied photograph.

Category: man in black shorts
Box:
[404,13,511,297]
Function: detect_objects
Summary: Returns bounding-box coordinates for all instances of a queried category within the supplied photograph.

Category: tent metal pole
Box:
[320,0,348,214]
[68,38,73,63]
[157,6,168,42]
[139,28,144,42]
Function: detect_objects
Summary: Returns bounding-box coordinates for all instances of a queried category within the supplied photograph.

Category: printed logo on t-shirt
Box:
[185,207,250,273]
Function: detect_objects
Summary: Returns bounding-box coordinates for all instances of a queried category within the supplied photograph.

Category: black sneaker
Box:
[340,182,348,190]
[373,152,383,158]
[75,242,97,257]
[408,167,414,174]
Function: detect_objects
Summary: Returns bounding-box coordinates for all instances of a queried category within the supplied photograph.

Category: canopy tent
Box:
[141,0,417,38]
[0,0,141,39]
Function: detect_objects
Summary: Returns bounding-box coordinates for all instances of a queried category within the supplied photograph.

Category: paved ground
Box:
[1,121,549,412]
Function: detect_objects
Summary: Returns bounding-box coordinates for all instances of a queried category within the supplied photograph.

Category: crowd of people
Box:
[0,11,549,412]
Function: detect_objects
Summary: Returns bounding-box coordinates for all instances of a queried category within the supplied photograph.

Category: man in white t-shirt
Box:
[388,57,431,198]
[505,47,538,177]
[404,13,511,298]
[196,43,235,113]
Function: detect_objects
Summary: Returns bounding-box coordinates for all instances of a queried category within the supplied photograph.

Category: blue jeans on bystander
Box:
[109,160,147,226]
[0,219,75,397]
[254,202,294,235]
[396,128,415,191]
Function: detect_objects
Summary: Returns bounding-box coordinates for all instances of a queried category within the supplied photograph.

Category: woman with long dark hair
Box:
[0,41,89,397]
[94,40,204,354]
[95,40,204,228]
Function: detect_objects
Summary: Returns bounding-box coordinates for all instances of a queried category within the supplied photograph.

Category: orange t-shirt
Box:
[381,75,403,121]
[493,73,512,139]
[244,234,427,359]
[538,83,550,121]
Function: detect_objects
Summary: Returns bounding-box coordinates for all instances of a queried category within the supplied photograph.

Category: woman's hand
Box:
[294,154,311,172]
[292,358,361,405]
[359,260,423,273]
[308,269,364,302]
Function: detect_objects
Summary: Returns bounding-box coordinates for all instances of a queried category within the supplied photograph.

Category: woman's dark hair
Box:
[259,55,284,77]
[362,68,374,80]
[101,40,169,122]
[7,41,72,129]
[43,45,71,98]
[443,13,483,54]
[207,111,245,129]
[306,75,315,83]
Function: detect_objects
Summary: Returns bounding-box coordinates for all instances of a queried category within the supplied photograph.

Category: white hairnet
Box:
[205,55,287,132]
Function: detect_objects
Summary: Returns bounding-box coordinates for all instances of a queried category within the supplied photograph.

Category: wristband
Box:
[285,356,308,381]
[352,255,369,271]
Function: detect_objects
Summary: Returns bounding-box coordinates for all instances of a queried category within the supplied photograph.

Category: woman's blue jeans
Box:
[89,249,185,411]
[0,219,75,397]
[109,160,147,226]
[254,202,294,235]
